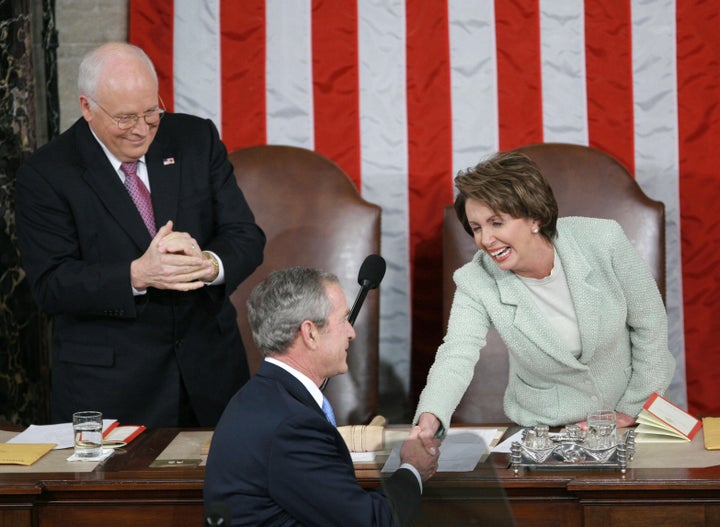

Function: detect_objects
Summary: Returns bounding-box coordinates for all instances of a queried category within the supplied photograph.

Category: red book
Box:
[102,422,147,447]
[635,392,702,442]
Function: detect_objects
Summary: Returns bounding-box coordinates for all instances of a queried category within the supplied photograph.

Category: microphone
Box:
[320,255,386,393]
[347,254,386,325]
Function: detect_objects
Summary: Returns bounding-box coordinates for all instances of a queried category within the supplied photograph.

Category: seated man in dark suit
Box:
[204,267,440,526]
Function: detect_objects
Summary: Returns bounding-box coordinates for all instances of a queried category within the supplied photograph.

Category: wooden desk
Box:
[1,428,720,526]
[0,429,205,527]
[411,458,720,526]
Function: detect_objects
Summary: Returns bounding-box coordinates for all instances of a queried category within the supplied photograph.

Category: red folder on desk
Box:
[103,423,147,445]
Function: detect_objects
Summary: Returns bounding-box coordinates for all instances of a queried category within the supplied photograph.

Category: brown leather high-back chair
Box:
[443,143,666,423]
[229,145,381,425]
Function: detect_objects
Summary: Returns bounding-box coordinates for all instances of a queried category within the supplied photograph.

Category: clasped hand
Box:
[401,425,441,482]
[130,220,216,291]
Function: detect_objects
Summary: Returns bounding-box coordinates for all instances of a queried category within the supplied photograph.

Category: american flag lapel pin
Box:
[163,157,175,166]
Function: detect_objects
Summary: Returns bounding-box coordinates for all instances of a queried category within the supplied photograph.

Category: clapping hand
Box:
[131,221,216,290]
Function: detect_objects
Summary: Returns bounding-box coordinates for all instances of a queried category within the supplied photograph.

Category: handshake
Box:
[339,416,440,482]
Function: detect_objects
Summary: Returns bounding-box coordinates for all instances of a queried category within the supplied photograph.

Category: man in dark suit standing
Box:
[204,267,440,526]
[15,42,265,427]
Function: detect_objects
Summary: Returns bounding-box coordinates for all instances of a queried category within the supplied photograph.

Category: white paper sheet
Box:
[492,430,524,453]
[351,451,377,463]
[6,420,117,450]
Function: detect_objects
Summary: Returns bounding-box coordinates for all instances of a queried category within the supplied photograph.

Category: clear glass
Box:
[586,410,617,450]
[73,410,103,459]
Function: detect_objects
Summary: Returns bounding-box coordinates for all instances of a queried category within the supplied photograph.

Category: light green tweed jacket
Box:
[414,217,675,428]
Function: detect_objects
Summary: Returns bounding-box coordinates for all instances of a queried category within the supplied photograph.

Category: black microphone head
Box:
[358,254,386,289]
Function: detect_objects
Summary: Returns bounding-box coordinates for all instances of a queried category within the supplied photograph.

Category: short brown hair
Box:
[453,151,558,239]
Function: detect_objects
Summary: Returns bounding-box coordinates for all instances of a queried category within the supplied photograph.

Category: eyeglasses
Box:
[87,95,165,130]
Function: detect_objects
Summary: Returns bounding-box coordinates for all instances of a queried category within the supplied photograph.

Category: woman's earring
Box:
[532,227,539,234]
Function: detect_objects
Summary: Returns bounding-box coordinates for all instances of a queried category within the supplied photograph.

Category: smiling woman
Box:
[413,150,676,449]
[464,200,552,280]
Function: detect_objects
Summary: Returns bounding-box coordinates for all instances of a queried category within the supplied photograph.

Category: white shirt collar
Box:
[88,126,147,176]
[265,357,324,408]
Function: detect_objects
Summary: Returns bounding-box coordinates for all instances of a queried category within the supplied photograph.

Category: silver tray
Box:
[510,428,635,474]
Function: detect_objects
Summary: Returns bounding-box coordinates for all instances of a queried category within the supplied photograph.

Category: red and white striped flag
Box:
[130,0,720,416]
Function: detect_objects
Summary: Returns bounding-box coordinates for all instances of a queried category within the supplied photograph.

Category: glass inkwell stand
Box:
[510,422,635,474]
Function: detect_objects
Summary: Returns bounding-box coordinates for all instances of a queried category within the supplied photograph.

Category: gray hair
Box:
[247,267,339,356]
[78,43,158,100]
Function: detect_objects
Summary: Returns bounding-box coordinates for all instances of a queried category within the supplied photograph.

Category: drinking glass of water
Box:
[73,411,103,459]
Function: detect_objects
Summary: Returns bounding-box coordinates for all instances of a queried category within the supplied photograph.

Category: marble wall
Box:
[55,0,128,132]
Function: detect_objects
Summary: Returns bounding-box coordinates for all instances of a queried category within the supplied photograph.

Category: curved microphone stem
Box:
[320,286,366,392]
[347,287,369,326]
[321,255,386,393]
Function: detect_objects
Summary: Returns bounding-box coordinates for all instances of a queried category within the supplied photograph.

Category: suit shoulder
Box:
[161,111,210,127]
[20,120,85,172]
[556,217,630,262]
[218,373,314,427]
[558,216,622,237]
[453,250,497,288]
[156,112,218,138]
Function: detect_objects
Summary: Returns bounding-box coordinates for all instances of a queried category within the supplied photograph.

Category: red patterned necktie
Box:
[120,161,157,237]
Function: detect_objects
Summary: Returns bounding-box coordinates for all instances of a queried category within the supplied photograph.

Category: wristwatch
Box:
[202,251,220,281]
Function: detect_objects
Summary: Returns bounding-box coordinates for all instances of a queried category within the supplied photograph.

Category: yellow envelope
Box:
[0,443,56,465]
[702,417,720,450]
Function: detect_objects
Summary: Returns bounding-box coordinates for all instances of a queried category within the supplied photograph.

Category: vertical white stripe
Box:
[358,0,411,397]
[173,0,222,127]
[631,0,687,408]
[265,0,314,147]
[539,0,588,144]
[448,0,498,178]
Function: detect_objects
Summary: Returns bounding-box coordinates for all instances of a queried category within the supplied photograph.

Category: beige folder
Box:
[702,417,720,450]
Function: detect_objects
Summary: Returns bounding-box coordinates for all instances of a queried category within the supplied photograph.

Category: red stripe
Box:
[311,0,361,188]
[585,0,635,173]
[128,0,175,112]
[677,0,720,416]
[220,0,266,150]
[495,0,543,150]
[406,0,454,400]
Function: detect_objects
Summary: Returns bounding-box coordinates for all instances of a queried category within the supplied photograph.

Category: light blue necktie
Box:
[321,396,337,427]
